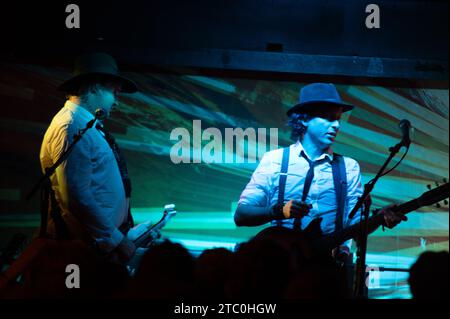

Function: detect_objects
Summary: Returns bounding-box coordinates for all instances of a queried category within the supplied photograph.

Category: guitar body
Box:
[252,218,331,262]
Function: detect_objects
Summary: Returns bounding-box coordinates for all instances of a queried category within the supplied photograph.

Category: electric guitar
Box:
[129,204,177,249]
[255,182,449,258]
[125,204,177,275]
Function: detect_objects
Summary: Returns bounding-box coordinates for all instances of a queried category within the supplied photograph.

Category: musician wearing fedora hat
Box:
[234,83,406,260]
[39,53,139,262]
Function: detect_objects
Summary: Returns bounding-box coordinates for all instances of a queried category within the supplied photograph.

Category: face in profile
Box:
[302,105,343,148]
[89,82,122,118]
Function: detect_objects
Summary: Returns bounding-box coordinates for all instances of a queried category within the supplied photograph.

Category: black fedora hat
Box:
[287,83,354,116]
[58,52,138,93]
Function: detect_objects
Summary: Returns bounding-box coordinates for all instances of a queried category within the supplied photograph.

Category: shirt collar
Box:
[64,100,95,123]
[293,140,334,162]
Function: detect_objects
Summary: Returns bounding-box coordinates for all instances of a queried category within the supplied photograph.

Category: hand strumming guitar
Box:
[332,245,352,265]
[114,236,136,263]
[271,199,312,220]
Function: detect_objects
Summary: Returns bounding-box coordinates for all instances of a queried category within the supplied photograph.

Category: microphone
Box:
[95,108,107,121]
[398,119,411,147]
[85,108,107,129]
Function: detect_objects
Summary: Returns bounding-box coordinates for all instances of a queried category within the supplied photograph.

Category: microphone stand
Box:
[349,140,408,299]
[25,117,99,236]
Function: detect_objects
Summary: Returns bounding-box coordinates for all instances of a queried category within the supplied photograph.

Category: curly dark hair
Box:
[287,113,311,141]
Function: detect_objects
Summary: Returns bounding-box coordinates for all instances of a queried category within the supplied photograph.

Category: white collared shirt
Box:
[238,142,363,248]
[40,101,128,252]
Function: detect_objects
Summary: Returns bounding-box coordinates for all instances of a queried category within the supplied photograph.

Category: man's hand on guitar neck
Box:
[378,204,408,229]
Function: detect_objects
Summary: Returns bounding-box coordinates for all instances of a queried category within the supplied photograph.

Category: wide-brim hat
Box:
[287,83,354,116]
[58,52,138,93]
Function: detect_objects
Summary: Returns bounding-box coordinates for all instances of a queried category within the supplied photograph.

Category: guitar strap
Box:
[97,124,134,233]
[39,182,71,240]
[275,147,347,232]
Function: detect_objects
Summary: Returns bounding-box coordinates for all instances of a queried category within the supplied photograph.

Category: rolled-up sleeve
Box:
[52,125,124,252]
[238,154,274,207]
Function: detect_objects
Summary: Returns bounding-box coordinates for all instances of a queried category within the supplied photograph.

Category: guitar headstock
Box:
[164,204,177,217]
[425,179,449,209]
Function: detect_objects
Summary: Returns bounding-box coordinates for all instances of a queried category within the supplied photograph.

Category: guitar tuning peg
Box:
[435,181,440,187]
[427,184,432,190]
[444,178,448,184]
[435,203,441,208]
[444,200,449,205]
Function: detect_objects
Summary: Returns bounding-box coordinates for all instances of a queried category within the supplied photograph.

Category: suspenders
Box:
[275,147,348,231]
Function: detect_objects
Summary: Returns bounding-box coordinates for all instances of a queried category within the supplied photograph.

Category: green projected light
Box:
[0,63,448,299]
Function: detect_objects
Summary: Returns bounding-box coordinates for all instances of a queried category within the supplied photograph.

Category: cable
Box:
[380,145,410,177]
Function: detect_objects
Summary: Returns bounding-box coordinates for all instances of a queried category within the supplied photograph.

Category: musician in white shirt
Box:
[40,53,138,261]
[235,83,406,260]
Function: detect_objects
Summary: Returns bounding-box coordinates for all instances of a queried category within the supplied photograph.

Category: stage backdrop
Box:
[0,62,448,298]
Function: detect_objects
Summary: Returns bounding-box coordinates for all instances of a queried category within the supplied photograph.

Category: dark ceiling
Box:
[1,0,448,83]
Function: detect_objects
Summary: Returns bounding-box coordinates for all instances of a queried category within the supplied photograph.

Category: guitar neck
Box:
[316,213,384,251]
[316,182,449,250]
[133,211,176,248]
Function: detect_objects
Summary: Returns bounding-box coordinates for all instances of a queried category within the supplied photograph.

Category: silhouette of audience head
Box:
[225,237,292,299]
[21,239,128,298]
[194,247,233,299]
[408,250,449,299]
[130,240,195,298]
[284,260,351,299]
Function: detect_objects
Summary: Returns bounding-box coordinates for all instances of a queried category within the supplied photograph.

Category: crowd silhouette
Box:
[0,235,448,299]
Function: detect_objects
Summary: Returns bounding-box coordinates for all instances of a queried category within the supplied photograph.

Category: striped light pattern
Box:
[0,63,448,299]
